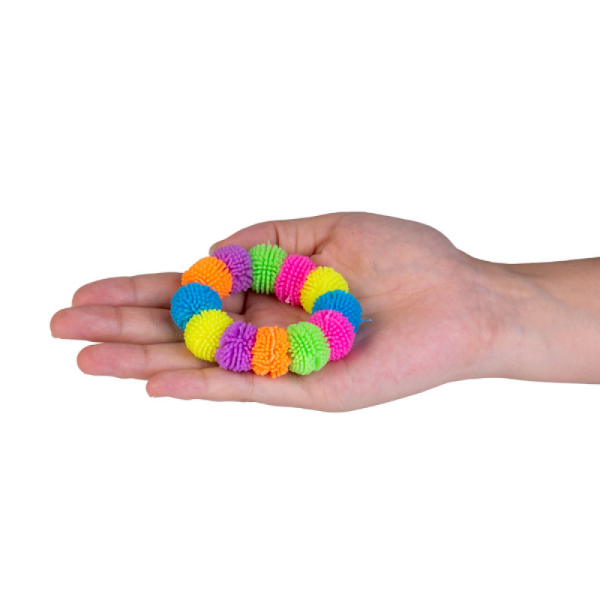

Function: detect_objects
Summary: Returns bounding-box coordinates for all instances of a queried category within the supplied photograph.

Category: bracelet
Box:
[170,243,363,378]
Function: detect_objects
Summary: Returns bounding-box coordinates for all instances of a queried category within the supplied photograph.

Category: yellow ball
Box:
[300,266,349,313]
[184,309,233,362]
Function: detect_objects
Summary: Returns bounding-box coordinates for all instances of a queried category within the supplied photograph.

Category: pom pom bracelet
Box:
[171,243,364,378]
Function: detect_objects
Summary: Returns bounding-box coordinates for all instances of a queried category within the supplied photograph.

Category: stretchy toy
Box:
[171,243,363,378]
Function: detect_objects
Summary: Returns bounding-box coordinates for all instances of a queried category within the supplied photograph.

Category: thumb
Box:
[209,213,345,257]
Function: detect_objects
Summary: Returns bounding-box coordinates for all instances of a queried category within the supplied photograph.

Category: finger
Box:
[77,343,208,379]
[210,213,347,256]
[72,273,181,308]
[146,367,325,409]
[51,305,183,344]
[71,272,246,313]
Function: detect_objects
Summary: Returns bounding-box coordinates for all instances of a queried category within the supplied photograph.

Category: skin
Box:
[50,212,600,411]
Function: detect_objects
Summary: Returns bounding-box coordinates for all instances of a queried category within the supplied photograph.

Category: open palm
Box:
[51,212,495,411]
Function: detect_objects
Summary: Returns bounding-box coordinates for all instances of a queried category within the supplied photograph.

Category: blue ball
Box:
[311,289,362,332]
[171,283,222,330]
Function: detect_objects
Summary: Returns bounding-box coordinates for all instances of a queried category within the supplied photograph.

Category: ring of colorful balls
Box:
[170,244,362,378]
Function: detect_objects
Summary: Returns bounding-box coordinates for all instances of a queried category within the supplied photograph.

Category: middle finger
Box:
[51,305,184,344]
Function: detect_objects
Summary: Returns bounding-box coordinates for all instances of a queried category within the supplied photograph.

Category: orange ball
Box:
[251,326,291,378]
[182,256,233,299]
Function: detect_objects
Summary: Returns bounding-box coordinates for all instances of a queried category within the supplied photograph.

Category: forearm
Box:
[476,257,600,384]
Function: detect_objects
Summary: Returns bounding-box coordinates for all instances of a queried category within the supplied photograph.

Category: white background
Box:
[1,1,599,598]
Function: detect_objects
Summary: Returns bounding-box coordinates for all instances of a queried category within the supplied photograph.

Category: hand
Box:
[50,212,498,410]
[49,212,600,411]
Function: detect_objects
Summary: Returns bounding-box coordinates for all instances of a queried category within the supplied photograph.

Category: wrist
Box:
[472,257,600,384]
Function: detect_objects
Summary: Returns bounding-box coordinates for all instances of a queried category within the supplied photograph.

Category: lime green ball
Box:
[249,243,287,294]
[287,321,331,375]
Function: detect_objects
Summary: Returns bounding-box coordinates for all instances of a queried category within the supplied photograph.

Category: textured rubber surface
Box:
[308,309,355,361]
[274,254,316,306]
[312,289,362,332]
[215,321,258,372]
[300,266,349,313]
[184,309,234,362]
[213,245,253,294]
[251,326,291,378]
[170,283,222,330]
[182,256,233,299]
[248,243,287,294]
[286,321,331,375]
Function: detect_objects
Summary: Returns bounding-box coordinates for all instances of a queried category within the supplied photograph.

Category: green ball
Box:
[287,321,331,375]
[249,243,287,294]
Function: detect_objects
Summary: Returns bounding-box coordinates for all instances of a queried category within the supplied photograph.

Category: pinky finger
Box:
[146,368,318,409]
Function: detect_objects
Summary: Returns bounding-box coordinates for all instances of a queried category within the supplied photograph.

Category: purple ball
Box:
[215,321,258,372]
[213,245,253,294]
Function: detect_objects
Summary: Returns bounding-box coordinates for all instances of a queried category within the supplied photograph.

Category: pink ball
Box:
[308,309,355,361]
[274,254,316,306]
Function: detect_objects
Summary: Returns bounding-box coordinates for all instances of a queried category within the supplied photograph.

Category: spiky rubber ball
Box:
[215,321,258,372]
[173,242,363,377]
[251,326,291,378]
[312,289,362,332]
[213,245,253,294]
[274,254,316,305]
[300,266,349,313]
[184,309,234,362]
[182,256,233,299]
[308,309,355,361]
[171,283,222,330]
[286,321,331,375]
[248,243,287,294]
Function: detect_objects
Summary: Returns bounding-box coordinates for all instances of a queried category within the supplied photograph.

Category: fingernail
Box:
[208,243,217,255]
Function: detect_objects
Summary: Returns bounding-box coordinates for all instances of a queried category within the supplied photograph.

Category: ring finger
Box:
[77,342,208,379]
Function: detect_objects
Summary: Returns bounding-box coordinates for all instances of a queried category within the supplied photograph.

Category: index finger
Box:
[72,272,245,313]
[210,213,347,257]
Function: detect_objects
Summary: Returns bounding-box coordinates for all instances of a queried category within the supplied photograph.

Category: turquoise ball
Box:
[171,283,222,330]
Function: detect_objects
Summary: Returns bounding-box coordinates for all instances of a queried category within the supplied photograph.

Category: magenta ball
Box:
[308,309,355,361]
[274,254,316,305]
